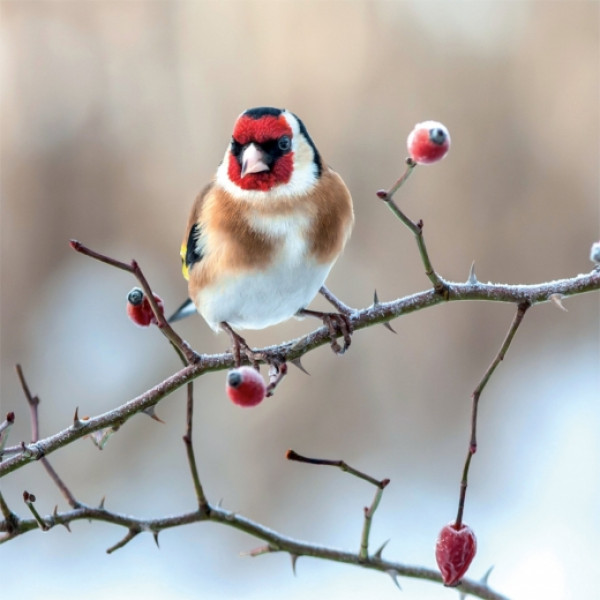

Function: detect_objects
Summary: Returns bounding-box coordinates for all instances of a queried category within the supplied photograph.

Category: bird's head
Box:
[218,107,322,196]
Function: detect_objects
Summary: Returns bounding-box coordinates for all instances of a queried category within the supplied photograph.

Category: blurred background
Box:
[1,2,598,599]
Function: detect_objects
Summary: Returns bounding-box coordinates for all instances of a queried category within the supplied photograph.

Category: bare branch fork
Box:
[1,159,598,599]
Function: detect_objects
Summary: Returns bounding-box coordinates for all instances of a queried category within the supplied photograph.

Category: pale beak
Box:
[240,143,270,177]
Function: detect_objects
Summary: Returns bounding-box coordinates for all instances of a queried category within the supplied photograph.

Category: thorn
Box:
[549,293,568,312]
[373,290,396,333]
[153,531,160,548]
[53,505,72,532]
[373,538,390,560]
[72,407,85,429]
[480,565,494,585]
[468,261,478,284]
[386,569,402,590]
[98,496,106,509]
[142,405,165,424]
[290,357,310,376]
[290,553,299,576]
[382,321,397,334]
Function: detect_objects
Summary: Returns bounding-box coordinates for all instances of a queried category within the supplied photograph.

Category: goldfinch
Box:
[170,107,354,363]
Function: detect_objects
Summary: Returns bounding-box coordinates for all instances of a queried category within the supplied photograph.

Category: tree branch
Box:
[1,269,598,477]
[0,502,508,600]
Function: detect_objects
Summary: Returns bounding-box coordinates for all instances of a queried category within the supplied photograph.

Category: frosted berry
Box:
[435,522,477,586]
[126,287,164,327]
[226,367,266,407]
[407,121,450,165]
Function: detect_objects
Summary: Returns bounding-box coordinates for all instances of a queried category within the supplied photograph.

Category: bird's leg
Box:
[265,360,288,397]
[297,309,353,355]
[220,322,261,368]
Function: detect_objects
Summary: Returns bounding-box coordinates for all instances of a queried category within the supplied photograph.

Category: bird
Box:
[169,106,354,365]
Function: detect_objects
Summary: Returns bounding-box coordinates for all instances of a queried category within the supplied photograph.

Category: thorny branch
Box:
[1,265,598,477]
[0,502,508,600]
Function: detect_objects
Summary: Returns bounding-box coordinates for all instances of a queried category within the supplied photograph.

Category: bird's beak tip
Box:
[240,143,270,178]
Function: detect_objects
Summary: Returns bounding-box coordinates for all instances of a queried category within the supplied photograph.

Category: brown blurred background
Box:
[1,2,598,599]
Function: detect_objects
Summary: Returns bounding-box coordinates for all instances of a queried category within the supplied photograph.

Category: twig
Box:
[376,157,417,198]
[0,490,19,535]
[23,491,49,531]
[286,449,390,562]
[106,527,140,554]
[359,480,390,561]
[16,365,79,508]
[455,301,530,528]
[16,364,40,441]
[376,160,446,294]
[319,285,355,315]
[69,240,198,364]
[183,380,209,511]
[0,412,15,457]
[286,450,388,489]
[159,317,210,512]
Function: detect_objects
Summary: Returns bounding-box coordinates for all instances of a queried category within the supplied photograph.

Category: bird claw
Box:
[220,322,260,368]
[325,312,352,354]
[299,309,353,355]
[266,360,288,397]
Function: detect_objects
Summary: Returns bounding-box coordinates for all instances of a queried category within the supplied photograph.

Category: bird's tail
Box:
[168,298,197,323]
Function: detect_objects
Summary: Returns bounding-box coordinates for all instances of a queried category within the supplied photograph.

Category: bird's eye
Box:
[231,138,242,156]
[278,136,291,152]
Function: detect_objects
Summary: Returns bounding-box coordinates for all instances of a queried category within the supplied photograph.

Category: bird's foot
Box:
[220,322,261,368]
[221,322,288,394]
[298,309,353,355]
[265,359,288,397]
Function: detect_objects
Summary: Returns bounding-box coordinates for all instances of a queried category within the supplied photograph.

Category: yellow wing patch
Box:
[180,242,190,281]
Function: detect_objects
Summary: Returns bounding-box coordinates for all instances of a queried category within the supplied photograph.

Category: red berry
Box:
[126,288,164,327]
[407,121,450,165]
[226,367,266,407]
[127,288,152,327]
[435,522,477,586]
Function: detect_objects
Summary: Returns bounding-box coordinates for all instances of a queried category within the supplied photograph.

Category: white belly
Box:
[195,214,333,331]
[197,259,331,331]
